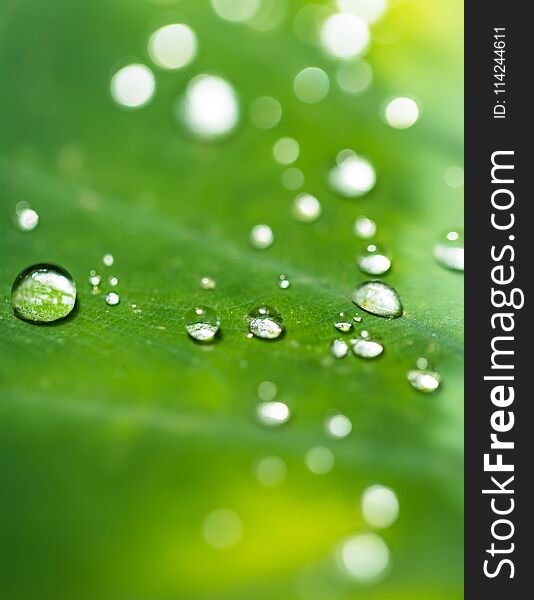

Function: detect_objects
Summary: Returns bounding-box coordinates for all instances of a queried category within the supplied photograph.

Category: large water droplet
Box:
[248,305,284,339]
[105,292,120,306]
[407,368,441,392]
[357,243,391,275]
[351,281,402,318]
[434,229,464,271]
[329,150,376,198]
[351,336,384,358]
[12,264,76,323]
[185,305,221,342]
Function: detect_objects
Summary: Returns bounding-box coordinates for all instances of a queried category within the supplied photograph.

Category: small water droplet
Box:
[15,203,39,231]
[357,243,391,275]
[407,368,441,392]
[353,314,362,323]
[325,413,352,438]
[351,336,384,358]
[351,281,403,319]
[105,292,120,306]
[330,338,349,358]
[256,401,291,426]
[248,305,284,339]
[361,484,400,529]
[273,137,300,165]
[108,276,119,287]
[416,357,429,370]
[103,254,114,267]
[278,274,290,289]
[281,167,304,190]
[293,193,321,222]
[200,276,216,290]
[255,455,287,487]
[434,229,464,271]
[88,273,102,286]
[334,311,353,333]
[11,264,76,323]
[384,96,420,129]
[249,96,282,129]
[257,380,277,401]
[329,150,376,198]
[305,446,334,474]
[184,305,220,342]
[250,224,274,249]
[354,216,377,239]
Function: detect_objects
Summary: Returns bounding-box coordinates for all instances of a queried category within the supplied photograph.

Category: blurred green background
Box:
[0,0,463,598]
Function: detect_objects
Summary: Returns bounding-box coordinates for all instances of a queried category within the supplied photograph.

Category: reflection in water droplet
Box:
[320,13,370,59]
[105,292,120,306]
[336,60,373,96]
[148,23,197,70]
[249,96,282,129]
[305,446,334,474]
[384,97,420,129]
[278,274,290,289]
[203,508,243,549]
[255,455,287,487]
[257,401,291,425]
[281,167,305,190]
[111,64,155,109]
[329,150,376,198]
[407,368,441,392]
[351,281,402,318]
[293,193,321,222]
[185,305,220,342]
[334,312,353,333]
[273,137,300,165]
[325,413,352,438]
[293,67,330,104]
[250,224,274,249]
[248,305,284,339]
[12,264,76,323]
[357,243,391,275]
[180,74,239,139]
[330,338,349,358]
[434,230,464,271]
[361,484,400,528]
[351,336,384,358]
[340,533,390,581]
[354,216,377,239]
[200,276,216,290]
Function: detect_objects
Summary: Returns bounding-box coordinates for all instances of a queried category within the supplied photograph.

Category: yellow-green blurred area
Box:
[0,0,463,599]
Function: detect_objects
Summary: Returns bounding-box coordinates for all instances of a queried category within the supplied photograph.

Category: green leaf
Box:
[0,1,463,599]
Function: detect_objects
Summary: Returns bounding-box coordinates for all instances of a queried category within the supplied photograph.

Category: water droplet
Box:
[108,276,119,287]
[354,215,377,239]
[15,203,39,231]
[273,137,300,165]
[257,380,277,401]
[103,254,114,267]
[249,96,282,129]
[334,312,353,333]
[211,0,261,23]
[293,193,321,222]
[12,264,76,323]
[361,484,399,529]
[250,224,274,249]
[351,281,403,318]
[305,446,334,474]
[336,59,373,96]
[353,313,362,323]
[320,12,370,59]
[148,23,197,70]
[278,274,290,289]
[88,272,102,286]
[203,508,243,549]
[111,63,155,109]
[416,357,429,370]
[255,455,287,487]
[293,67,330,104]
[357,243,391,275]
[184,305,220,342]
[248,305,284,339]
[340,533,390,581]
[384,97,420,129]
[281,167,305,190]
[329,150,376,198]
[330,338,349,358]
[180,74,239,139]
[256,401,291,425]
[351,336,384,358]
[200,276,216,290]
[325,413,352,438]
[407,368,441,393]
[433,229,464,271]
[105,292,120,306]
